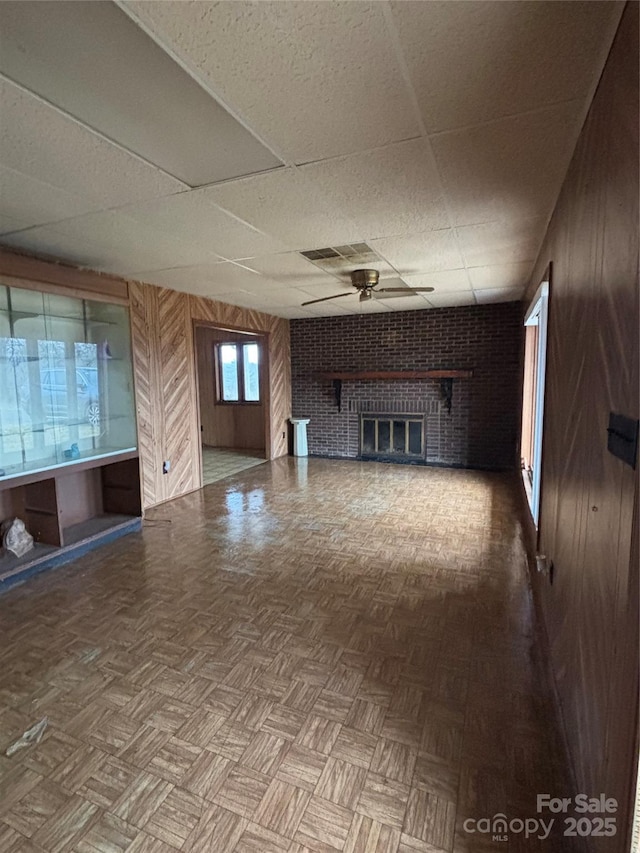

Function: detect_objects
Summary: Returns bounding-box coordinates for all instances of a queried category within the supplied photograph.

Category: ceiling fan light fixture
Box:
[359,289,373,301]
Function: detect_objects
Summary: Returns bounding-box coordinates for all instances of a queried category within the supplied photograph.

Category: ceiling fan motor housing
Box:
[351,269,379,289]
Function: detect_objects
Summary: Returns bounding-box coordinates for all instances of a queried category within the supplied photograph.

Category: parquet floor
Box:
[0,458,573,852]
[201,447,266,486]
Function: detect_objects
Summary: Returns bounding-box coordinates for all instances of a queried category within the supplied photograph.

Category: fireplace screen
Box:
[360,414,424,458]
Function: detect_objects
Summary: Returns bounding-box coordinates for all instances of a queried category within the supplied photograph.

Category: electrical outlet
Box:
[162,460,170,474]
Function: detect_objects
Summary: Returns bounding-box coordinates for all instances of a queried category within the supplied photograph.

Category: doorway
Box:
[194,324,268,486]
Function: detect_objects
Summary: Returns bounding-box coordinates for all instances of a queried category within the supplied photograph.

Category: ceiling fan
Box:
[301,269,434,306]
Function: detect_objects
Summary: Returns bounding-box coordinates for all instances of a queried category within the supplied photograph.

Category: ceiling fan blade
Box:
[375,286,435,294]
[301,291,354,306]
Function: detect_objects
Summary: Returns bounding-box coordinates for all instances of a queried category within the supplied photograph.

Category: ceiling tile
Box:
[0,165,98,230]
[455,218,547,268]
[474,287,525,304]
[391,0,623,133]
[301,139,450,241]
[403,268,471,293]
[431,101,584,227]
[0,1,620,319]
[1,210,223,275]
[370,229,464,275]
[267,305,318,320]
[1,224,108,271]
[371,293,431,311]
[209,288,279,310]
[239,252,334,287]
[135,262,265,296]
[265,288,316,307]
[0,1,281,187]
[132,264,225,294]
[351,299,393,314]
[297,283,354,303]
[234,280,300,304]
[0,78,185,207]
[0,213,29,235]
[124,0,420,163]
[468,261,532,291]
[205,168,362,250]
[120,190,289,260]
[425,291,477,308]
[305,299,355,317]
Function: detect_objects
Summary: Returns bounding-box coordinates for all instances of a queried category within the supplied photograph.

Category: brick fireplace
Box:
[290,303,524,470]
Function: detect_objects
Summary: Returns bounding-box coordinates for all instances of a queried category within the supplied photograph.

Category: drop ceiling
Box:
[0,0,623,318]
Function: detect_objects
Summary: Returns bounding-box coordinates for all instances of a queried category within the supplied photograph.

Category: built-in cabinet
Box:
[0,265,142,587]
[0,454,141,585]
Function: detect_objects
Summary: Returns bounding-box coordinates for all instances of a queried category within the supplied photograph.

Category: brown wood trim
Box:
[0,249,129,303]
[318,369,473,380]
[0,450,139,491]
[193,319,263,336]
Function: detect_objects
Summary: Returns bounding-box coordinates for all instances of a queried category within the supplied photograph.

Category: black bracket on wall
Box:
[319,369,472,414]
[438,378,454,414]
[332,379,343,413]
[607,412,638,468]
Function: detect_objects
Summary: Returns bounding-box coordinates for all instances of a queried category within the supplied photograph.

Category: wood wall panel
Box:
[525,4,638,848]
[157,288,200,502]
[130,287,290,508]
[129,281,162,509]
[268,316,291,460]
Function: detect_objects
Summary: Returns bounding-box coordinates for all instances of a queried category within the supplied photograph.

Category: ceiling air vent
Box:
[299,243,380,275]
[300,243,373,261]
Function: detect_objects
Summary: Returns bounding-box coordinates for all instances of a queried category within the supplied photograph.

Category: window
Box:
[521,277,549,527]
[0,283,137,481]
[217,341,260,403]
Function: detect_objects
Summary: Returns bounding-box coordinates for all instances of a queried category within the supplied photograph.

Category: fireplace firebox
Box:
[360,414,425,460]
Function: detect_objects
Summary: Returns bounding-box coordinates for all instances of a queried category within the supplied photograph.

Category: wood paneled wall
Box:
[524,4,638,847]
[129,284,290,508]
[195,325,266,450]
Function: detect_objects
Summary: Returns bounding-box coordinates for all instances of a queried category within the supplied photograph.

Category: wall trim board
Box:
[0,248,129,303]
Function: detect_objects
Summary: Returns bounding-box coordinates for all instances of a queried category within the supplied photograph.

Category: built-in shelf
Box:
[0,455,142,589]
[317,369,473,412]
[0,447,138,490]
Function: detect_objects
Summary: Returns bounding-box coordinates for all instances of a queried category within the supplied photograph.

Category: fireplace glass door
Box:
[360,415,424,459]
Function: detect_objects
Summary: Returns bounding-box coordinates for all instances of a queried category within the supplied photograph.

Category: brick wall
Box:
[291,302,524,470]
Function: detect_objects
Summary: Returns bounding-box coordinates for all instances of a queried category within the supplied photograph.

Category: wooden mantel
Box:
[318,370,473,381]
[317,369,473,412]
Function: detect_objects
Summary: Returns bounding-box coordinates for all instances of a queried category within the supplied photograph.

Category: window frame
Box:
[215,340,261,405]
[522,277,549,528]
